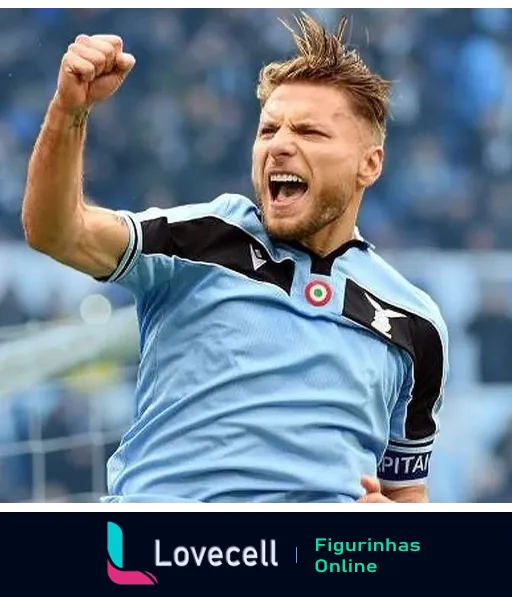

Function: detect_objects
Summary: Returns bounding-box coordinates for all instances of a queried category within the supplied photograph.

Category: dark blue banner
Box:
[3,512,509,594]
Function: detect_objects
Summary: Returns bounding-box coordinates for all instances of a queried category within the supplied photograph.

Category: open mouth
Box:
[269,173,309,203]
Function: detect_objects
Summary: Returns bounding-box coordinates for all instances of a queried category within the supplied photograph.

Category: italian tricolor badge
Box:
[305,281,332,307]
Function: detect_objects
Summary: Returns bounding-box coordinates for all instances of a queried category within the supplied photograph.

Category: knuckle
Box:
[87,41,107,60]
[75,34,90,44]
[94,33,122,45]
[94,51,107,66]
[68,42,90,60]
[97,41,115,61]
[104,47,116,63]
[61,50,74,66]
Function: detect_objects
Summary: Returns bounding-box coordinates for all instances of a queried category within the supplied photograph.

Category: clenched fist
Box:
[55,34,135,114]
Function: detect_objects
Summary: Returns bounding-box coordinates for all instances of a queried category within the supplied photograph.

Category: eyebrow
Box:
[259,118,331,130]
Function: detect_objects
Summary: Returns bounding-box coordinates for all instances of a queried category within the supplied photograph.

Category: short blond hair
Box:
[257,13,392,141]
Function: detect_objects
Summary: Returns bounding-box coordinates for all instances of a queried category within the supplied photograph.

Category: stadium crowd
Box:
[1,8,511,249]
[0,8,511,502]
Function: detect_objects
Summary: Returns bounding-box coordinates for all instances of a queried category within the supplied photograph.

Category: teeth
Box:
[269,173,306,184]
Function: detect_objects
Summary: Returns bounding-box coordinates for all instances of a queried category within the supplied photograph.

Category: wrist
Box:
[47,96,90,130]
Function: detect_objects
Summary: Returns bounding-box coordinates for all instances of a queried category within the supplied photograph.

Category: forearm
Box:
[22,98,88,253]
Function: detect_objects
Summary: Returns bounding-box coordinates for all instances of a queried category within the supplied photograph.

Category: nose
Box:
[267,127,297,160]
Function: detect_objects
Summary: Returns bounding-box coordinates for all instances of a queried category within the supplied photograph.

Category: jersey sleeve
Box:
[378,312,449,488]
[98,206,172,294]
[96,195,235,295]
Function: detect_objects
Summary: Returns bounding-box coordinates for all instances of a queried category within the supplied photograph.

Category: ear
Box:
[358,145,384,188]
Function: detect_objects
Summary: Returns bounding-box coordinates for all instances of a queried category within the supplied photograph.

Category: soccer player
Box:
[22,14,449,503]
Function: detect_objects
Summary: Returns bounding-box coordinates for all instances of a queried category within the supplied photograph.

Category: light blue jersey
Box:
[100,194,448,502]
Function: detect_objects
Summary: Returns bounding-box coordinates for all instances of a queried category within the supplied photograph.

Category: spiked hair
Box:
[257,13,391,141]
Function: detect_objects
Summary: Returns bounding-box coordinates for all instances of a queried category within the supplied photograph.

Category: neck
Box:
[299,201,359,257]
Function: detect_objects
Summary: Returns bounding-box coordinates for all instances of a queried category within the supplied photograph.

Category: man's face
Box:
[252,82,379,245]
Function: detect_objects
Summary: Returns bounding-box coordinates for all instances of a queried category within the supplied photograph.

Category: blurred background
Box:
[0,8,511,503]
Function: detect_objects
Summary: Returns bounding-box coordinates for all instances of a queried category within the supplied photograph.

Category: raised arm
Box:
[22,34,136,278]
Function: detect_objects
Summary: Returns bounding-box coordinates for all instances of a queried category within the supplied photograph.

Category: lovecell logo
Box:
[107,522,158,585]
